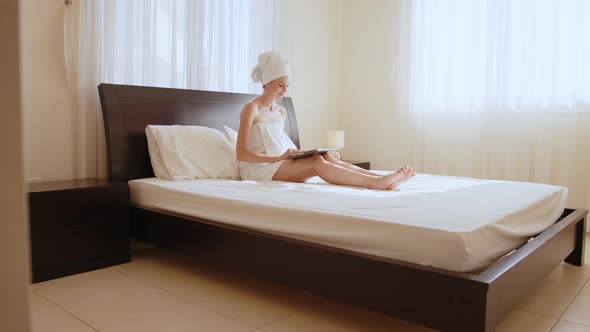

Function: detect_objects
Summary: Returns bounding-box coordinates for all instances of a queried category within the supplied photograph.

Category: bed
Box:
[99,83,587,332]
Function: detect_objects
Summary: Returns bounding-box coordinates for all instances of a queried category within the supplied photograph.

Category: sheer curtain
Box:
[398,0,590,208]
[65,0,280,179]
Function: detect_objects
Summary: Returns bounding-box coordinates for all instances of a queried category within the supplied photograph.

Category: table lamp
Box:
[326,130,345,160]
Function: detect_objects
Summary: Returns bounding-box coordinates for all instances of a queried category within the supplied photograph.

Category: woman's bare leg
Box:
[322,152,381,176]
[273,155,408,190]
[322,153,416,189]
[322,154,416,188]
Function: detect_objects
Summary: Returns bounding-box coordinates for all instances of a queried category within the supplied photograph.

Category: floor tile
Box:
[561,279,590,326]
[192,279,303,328]
[551,320,590,332]
[262,294,436,332]
[101,301,254,332]
[29,290,95,332]
[113,248,235,301]
[494,309,556,332]
[32,268,185,330]
[517,264,590,317]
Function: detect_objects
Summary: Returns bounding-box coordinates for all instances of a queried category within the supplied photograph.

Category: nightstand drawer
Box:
[30,220,128,270]
[29,184,128,233]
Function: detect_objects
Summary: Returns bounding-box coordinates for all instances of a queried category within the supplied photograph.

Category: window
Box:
[409,0,590,113]
[74,0,281,93]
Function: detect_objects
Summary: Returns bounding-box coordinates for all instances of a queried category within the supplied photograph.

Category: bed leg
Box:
[565,217,586,266]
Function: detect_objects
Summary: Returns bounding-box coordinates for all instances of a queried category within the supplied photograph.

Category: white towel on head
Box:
[251,51,291,85]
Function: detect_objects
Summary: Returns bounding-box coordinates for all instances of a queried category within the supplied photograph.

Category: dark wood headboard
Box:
[98,83,300,182]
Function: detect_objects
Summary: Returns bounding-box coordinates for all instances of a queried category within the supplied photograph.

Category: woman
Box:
[236,51,414,190]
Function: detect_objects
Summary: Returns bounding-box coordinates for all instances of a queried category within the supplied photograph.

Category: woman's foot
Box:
[373,166,410,190]
[385,166,415,190]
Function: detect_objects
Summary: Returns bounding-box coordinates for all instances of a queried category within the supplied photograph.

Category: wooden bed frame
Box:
[99,83,587,332]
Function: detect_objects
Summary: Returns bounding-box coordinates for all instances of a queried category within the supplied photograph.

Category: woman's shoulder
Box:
[245,96,263,107]
[240,101,259,121]
[242,101,260,113]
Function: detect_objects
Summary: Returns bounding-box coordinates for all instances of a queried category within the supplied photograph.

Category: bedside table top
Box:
[27,178,119,193]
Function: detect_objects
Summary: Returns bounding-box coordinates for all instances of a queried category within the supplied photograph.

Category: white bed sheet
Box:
[128,173,567,272]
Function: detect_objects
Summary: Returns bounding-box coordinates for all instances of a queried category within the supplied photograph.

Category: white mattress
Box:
[128,174,567,272]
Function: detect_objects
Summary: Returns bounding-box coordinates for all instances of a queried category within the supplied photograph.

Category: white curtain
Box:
[398,0,590,209]
[65,0,280,179]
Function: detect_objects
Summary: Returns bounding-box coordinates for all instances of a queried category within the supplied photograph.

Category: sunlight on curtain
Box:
[399,0,590,209]
[410,0,590,113]
[65,0,280,178]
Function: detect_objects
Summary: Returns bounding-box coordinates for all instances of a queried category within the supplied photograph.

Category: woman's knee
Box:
[310,154,324,162]
[323,152,341,164]
[310,154,328,168]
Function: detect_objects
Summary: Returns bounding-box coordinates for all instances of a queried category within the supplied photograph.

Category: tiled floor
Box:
[30,235,590,332]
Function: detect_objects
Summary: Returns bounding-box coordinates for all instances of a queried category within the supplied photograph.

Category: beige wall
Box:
[21,0,77,182]
[279,0,344,150]
[339,0,409,168]
[0,0,32,331]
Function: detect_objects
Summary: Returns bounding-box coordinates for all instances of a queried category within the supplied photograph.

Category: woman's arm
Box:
[236,104,286,163]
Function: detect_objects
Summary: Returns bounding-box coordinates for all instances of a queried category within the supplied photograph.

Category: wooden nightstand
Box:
[346,161,371,170]
[27,178,130,283]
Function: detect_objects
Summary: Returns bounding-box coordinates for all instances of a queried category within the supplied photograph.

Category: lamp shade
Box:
[326,130,345,149]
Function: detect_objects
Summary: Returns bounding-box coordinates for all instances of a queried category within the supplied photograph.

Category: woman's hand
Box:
[278,149,303,161]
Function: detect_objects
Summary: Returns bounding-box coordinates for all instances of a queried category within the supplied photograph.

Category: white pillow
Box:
[223,125,238,145]
[223,126,240,179]
[145,126,173,180]
[147,125,239,180]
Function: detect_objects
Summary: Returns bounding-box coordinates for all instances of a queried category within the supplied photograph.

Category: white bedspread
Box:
[128,173,567,272]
